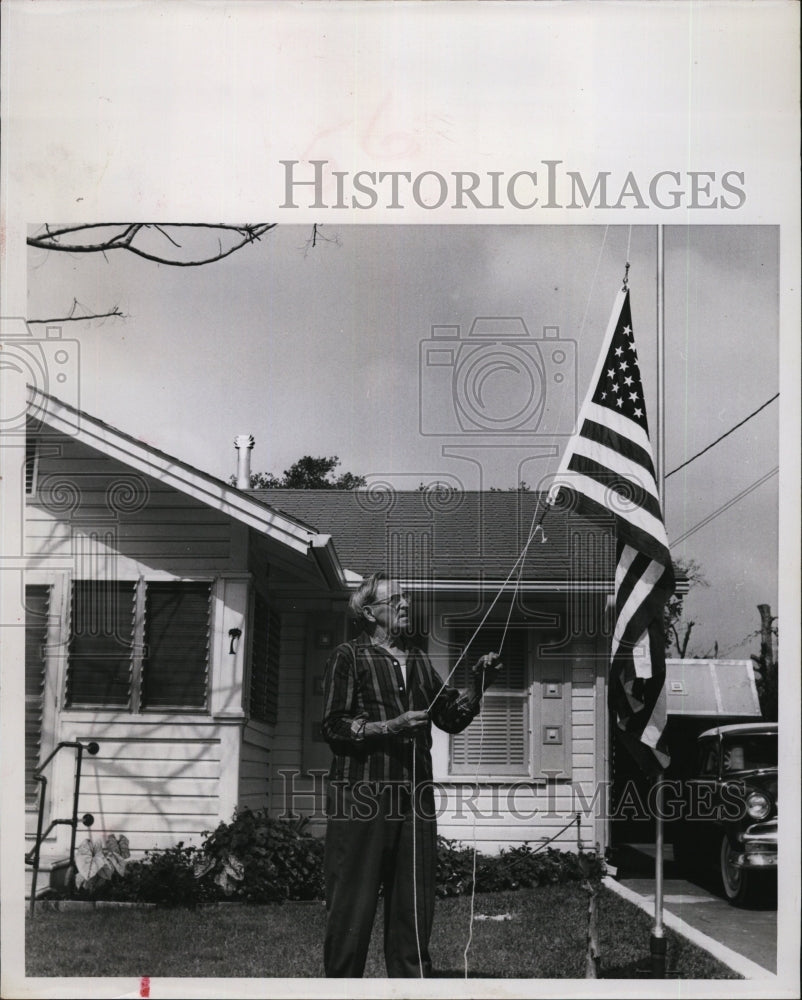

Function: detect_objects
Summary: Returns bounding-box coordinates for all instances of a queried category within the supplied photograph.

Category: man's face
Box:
[368,579,411,635]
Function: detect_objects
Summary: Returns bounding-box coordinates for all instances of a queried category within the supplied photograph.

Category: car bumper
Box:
[734,821,778,870]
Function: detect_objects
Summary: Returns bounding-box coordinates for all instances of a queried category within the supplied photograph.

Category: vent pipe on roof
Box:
[234,434,255,489]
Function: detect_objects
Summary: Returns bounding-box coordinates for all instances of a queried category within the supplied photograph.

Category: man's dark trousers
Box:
[323,782,437,977]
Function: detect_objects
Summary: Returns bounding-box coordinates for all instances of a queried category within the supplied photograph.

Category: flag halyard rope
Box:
[411,492,552,979]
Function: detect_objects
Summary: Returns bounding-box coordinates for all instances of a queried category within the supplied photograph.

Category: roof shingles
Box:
[251,490,615,584]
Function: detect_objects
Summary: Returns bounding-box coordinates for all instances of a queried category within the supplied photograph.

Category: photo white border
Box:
[1,3,799,998]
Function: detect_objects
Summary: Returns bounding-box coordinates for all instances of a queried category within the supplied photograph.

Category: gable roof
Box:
[27,388,347,588]
[251,488,616,590]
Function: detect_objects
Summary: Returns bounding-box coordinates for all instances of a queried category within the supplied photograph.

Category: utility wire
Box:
[665,393,779,479]
[670,466,778,547]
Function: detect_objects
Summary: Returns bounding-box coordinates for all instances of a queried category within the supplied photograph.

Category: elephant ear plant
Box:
[74,834,133,895]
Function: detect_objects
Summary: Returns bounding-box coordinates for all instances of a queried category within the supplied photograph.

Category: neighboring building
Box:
[23,387,645,885]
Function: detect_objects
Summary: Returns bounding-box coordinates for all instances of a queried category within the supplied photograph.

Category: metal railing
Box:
[25,739,99,916]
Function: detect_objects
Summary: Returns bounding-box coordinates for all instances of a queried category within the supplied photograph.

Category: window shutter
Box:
[449,626,529,776]
[249,592,280,724]
[67,581,135,707]
[25,437,38,496]
[535,659,572,779]
[141,582,211,709]
[25,585,50,806]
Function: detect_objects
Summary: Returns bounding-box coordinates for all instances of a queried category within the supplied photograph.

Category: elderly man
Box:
[321,571,501,978]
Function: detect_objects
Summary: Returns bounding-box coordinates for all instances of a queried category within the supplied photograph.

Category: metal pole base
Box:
[649,933,667,978]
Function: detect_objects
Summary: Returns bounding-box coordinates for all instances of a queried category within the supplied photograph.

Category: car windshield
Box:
[721,733,777,773]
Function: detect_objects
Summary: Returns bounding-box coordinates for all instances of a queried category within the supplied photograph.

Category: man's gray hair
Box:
[349,572,390,620]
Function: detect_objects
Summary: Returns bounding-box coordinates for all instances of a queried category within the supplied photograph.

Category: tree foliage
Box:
[664,557,708,656]
[233,455,366,490]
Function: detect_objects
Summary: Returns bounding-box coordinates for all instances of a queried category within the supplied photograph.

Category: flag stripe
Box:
[555,488,671,567]
[612,559,667,659]
[614,561,674,652]
[567,453,664,523]
[560,470,669,551]
[584,402,652,454]
[578,418,657,479]
[614,547,654,620]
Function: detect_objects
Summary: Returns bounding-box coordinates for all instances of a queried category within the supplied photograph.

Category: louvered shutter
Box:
[25,585,50,806]
[141,582,211,709]
[249,593,280,724]
[449,626,530,776]
[67,581,135,706]
[25,437,38,496]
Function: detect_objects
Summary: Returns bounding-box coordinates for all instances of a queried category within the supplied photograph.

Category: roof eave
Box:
[28,387,315,558]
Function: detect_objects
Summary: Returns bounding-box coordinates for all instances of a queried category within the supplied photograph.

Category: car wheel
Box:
[719,834,752,905]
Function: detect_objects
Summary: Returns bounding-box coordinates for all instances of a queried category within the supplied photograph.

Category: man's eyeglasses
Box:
[368,592,410,609]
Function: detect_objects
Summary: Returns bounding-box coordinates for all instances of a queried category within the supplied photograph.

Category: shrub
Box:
[123,842,220,908]
[60,816,603,908]
[436,837,605,898]
[200,809,325,903]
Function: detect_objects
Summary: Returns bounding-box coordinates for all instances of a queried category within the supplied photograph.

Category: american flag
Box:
[550,287,674,772]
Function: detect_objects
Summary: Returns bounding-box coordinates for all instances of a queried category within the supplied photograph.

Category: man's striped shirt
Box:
[322,633,481,785]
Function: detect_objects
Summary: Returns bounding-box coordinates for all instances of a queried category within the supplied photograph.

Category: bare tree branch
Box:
[27,296,125,325]
[26,306,125,323]
[28,223,278,267]
[28,308,125,325]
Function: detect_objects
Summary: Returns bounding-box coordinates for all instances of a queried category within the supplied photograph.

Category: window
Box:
[67,581,135,706]
[25,585,50,807]
[141,583,211,709]
[698,740,719,777]
[248,592,281,724]
[66,580,211,711]
[448,623,573,780]
[449,626,530,776]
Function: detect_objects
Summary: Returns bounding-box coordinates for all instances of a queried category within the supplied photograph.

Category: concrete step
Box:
[25,856,72,899]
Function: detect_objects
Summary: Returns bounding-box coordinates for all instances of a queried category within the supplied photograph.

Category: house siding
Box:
[48,723,224,858]
[27,434,236,574]
[24,431,251,863]
[265,600,609,854]
[238,721,272,813]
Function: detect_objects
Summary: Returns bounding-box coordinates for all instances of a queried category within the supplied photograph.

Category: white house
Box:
[21,387,633,889]
[21,388,348,879]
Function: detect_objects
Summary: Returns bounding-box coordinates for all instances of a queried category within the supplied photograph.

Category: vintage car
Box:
[671,721,777,905]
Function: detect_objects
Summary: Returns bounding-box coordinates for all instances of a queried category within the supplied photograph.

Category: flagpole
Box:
[651,223,667,979]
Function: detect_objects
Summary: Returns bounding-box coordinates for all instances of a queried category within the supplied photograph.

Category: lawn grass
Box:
[25,884,740,980]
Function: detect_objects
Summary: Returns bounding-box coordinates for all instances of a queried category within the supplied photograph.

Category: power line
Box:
[665,393,779,479]
[670,466,778,547]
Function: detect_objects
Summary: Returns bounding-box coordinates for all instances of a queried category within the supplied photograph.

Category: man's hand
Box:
[386,710,430,736]
[469,652,503,694]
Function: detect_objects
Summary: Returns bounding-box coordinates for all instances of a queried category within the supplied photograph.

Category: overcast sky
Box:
[27,224,779,657]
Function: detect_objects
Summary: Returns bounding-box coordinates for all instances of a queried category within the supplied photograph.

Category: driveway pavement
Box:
[612,843,777,974]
